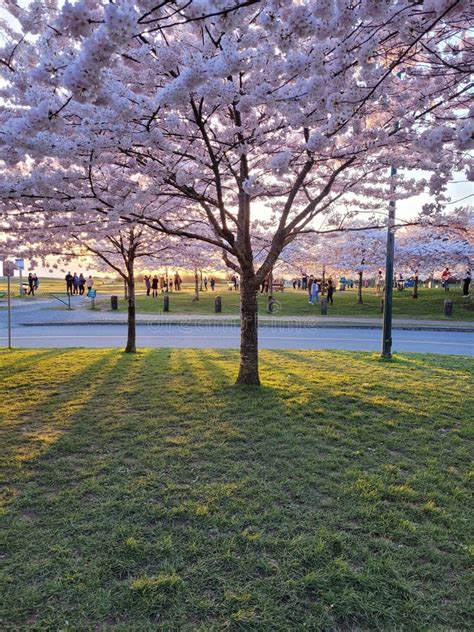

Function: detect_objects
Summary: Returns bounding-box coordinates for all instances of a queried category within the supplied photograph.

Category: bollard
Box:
[163,294,169,312]
[320,297,328,315]
[380,298,384,313]
[215,296,222,313]
[267,295,276,314]
[443,299,453,317]
[111,295,118,310]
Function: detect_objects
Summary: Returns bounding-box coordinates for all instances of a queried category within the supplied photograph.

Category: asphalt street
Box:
[1,322,472,355]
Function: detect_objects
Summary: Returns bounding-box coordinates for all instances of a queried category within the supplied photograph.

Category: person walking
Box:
[462,269,471,296]
[174,272,181,291]
[86,275,94,295]
[441,267,450,291]
[204,276,208,291]
[65,272,73,295]
[327,279,334,305]
[33,273,39,292]
[210,277,216,291]
[78,273,86,295]
[151,275,159,297]
[27,272,35,296]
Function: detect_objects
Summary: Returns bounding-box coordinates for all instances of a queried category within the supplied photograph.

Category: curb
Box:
[17,320,474,333]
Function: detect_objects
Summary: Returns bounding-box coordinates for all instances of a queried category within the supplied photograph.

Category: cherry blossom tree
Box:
[397,217,473,296]
[1,1,472,384]
[324,228,387,303]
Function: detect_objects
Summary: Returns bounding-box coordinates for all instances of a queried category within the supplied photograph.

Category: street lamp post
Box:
[381,164,397,358]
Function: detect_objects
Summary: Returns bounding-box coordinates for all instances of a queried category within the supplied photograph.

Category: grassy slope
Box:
[1,349,472,630]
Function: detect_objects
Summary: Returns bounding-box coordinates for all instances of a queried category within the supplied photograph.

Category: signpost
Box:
[2,260,17,349]
[15,258,24,295]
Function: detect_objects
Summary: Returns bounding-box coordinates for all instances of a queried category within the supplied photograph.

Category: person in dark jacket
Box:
[65,272,73,295]
[27,272,35,296]
[78,273,86,295]
[462,270,471,296]
[151,275,159,298]
[327,278,335,305]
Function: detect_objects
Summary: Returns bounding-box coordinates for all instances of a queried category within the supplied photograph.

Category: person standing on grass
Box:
[174,271,181,291]
[144,275,151,296]
[210,277,216,291]
[72,272,79,294]
[441,267,450,291]
[151,275,158,297]
[33,274,39,291]
[327,279,335,305]
[462,270,471,296]
[309,279,319,304]
[204,276,208,291]
[86,275,94,295]
[65,271,73,295]
[78,273,85,295]
[307,275,314,303]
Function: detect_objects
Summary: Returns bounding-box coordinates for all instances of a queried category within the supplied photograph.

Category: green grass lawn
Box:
[2,276,472,320]
[112,287,473,321]
[1,349,472,630]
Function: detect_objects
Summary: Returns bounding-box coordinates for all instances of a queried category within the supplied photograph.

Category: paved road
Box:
[1,323,472,355]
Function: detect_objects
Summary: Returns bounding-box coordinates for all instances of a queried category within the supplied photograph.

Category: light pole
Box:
[381,162,398,358]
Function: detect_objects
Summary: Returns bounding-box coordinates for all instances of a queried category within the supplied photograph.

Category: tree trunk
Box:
[321,266,326,295]
[200,269,203,291]
[357,270,363,304]
[125,268,136,353]
[124,279,128,300]
[193,269,199,301]
[236,273,260,385]
[412,275,419,299]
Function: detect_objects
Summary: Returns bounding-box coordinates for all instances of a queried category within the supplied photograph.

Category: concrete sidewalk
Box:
[12,312,474,332]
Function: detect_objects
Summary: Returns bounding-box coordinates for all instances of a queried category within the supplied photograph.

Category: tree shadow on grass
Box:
[1,349,472,630]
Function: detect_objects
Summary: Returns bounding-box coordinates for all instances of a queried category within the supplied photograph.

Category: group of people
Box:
[144,272,182,297]
[439,267,471,295]
[65,272,94,295]
[306,275,335,305]
[26,272,39,295]
[229,275,239,291]
[204,277,217,291]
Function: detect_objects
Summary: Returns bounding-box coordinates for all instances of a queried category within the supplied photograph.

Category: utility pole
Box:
[381,162,398,358]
